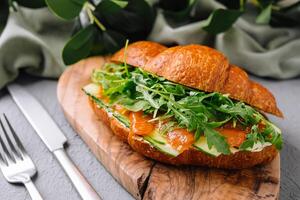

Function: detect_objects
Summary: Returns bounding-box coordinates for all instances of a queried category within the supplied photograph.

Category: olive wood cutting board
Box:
[57,56,280,200]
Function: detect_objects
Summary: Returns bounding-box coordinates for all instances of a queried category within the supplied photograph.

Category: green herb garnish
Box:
[90,62,283,155]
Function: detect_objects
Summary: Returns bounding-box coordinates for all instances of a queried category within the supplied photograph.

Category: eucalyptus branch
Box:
[8,0,18,12]
[83,1,106,31]
[1,0,298,65]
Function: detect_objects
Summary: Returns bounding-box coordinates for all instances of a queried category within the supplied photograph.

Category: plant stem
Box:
[83,1,106,31]
[93,17,106,31]
[8,0,18,12]
[123,39,130,76]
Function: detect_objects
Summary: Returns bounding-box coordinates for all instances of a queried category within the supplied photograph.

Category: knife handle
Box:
[53,149,101,200]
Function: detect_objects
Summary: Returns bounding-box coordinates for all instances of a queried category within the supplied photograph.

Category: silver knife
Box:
[7,84,101,200]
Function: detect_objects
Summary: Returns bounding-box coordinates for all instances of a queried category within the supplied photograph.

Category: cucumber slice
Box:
[84,84,269,156]
[147,130,166,144]
[83,83,99,96]
[193,136,271,156]
[83,83,130,128]
[144,131,180,157]
[193,137,222,157]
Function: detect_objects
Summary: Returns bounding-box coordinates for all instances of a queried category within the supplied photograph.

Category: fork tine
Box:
[0,131,14,166]
[0,149,7,166]
[0,114,22,162]
[0,114,25,160]
[2,114,26,157]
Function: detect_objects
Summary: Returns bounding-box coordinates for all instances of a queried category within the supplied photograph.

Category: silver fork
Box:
[0,114,43,200]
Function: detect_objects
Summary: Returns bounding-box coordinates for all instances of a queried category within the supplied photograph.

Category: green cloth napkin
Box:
[0,2,300,89]
[0,7,73,89]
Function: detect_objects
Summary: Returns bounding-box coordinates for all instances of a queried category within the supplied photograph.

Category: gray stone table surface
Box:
[0,73,299,200]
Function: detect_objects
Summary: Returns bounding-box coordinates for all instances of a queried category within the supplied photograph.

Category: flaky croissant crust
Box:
[111,41,283,117]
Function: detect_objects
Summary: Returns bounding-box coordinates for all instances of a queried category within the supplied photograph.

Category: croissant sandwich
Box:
[83,41,283,169]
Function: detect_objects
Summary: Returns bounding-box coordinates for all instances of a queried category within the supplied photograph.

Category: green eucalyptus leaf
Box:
[15,0,46,8]
[270,10,300,27]
[162,0,196,26]
[216,0,241,9]
[46,0,86,20]
[279,0,300,11]
[89,28,126,55]
[89,31,106,56]
[256,3,272,24]
[257,0,273,8]
[62,25,96,65]
[158,0,190,11]
[111,0,128,8]
[270,1,300,27]
[202,9,242,34]
[95,0,125,16]
[0,0,9,33]
[95,0,155,41]
[102,30,126,53]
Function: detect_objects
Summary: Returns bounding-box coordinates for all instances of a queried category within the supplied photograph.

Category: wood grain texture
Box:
[57,57,154,199]
[57,56,280,200]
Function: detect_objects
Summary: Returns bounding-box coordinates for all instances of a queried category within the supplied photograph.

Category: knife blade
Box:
[7,84,101,200]
[7,85,67,151]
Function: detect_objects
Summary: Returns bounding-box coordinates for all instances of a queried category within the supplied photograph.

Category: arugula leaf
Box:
[158,121,176,135]
[265,122,283,149]
[90,62,283,155]
[204,127,230,155]
[122,100,150,112]
[240,125,261,150]
[240,121,283,150]
[136,86,159,109]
